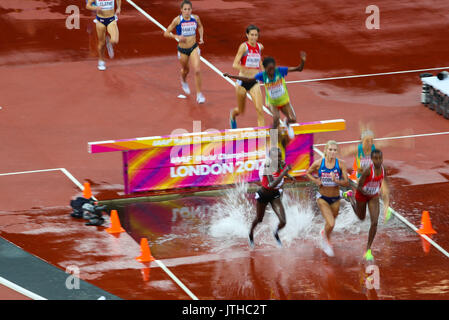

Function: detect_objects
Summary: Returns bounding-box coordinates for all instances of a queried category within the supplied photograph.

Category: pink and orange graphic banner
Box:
[88,119,345,194]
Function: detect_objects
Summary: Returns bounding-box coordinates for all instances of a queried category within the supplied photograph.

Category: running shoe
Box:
[364,249,374,261]
[320,229,335,257]
[342,190,353,202]
[97,60,106,71]
[286,122,295,139]
[230,110,237,129]
[273,231,282,248]
[106,35,114,59]
[197,92,206,104]
[181,80,191,95]
[248,234,255,249]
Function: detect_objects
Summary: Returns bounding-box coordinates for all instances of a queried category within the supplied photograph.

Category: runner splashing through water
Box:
[249,147,293,249]
[345,149,390,261]
[306,141,349,257]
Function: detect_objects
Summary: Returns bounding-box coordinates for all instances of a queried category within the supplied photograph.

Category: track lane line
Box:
[284,66,449,84]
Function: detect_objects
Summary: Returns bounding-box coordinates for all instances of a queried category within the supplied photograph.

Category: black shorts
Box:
[255,188,282,204]
[317,194,341,205]
[177,43,199,56]
[236,79,258,91]
[96,15,117,27]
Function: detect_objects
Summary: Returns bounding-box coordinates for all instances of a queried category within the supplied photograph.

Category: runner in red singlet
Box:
[346,149,389,261]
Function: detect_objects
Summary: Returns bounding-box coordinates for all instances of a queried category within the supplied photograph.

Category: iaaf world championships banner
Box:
[123,133,313,193]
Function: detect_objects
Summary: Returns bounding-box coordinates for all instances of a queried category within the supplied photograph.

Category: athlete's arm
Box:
[333,159,350,187]
[287,51,307,72]
[267,165,292,189]
[380,177,390,221]
[195,15,204,44]
[259,43,265,70]
[164,17,182,42]
[356,167,371,195]
[115,0,121,15]
[223,73,255,82]
[232,43,247,72]
[86,0,101,11]
[306,159,322,187]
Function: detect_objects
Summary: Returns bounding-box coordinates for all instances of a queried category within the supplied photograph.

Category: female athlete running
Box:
[164,0,205,104]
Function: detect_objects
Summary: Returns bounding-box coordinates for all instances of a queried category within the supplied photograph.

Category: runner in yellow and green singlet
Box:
[224,52,306,138]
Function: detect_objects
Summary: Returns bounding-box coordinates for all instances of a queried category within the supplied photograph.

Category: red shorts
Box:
[355,190,378,203]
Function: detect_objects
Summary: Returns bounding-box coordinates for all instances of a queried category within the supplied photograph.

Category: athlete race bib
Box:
[360,156,372,169]
[320,171,341,187]
[245,53,260,68]
[363,181,380,195]
[267,82,285,99]
[181,22,196,36]
[96,0,114,10]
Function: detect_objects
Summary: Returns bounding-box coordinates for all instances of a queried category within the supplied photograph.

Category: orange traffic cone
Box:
[83,182,92,199]
[417,211,437,235]
[135,238,155,263]
[105,210,125,234]
[348,158,358,181]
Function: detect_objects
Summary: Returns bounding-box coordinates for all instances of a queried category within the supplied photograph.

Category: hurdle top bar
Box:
[88,119,346,154]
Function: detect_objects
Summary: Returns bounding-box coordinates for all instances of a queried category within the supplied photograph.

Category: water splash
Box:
[206,183,400,251]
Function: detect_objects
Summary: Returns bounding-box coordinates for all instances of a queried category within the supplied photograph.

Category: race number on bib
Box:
[181,22,196,36]
[96,0,114,10]
[245,53,260,68]
[363,181,380,195]
[268,83,285,99]
[360,157,372,169]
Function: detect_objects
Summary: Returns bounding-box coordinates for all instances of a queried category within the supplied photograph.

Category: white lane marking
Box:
[0,276,47,300]
[0,168,95,200]
[313,146,449,259]
[284,66,449,84]
[0,168,61,177]
[126,0,273,117]
[154,260,199,300]
[314,131,449,147]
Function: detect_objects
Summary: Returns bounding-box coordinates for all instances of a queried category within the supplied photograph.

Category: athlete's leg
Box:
[317,198,336,240]
[270,104,281,129]
[179,53,190,82]
[249,201,267,241]
[280,102,297,124]
[271,198,287,233]
[96,21,107,62]
[366,196,380,250]
[190,47,202,94]
[232,85,247,119]
[248,84,265,127]
[106,20,119,44]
